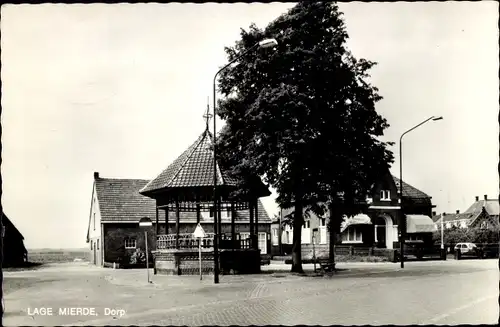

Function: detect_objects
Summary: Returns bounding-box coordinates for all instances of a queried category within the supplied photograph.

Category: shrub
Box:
[432,227,499,245]
[130,248,146,265]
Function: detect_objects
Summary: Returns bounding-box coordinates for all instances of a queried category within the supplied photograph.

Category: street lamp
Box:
[139,217,153,283]
[399,116,443,269]
[212,38,278,284]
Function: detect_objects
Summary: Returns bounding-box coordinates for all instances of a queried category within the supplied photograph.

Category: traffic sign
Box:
[193,223,206,238]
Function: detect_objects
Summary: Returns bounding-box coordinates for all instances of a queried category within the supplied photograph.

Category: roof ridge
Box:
[97,177,150,182]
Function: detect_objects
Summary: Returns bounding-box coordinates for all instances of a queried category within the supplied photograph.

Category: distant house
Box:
[272,171,436,255]
[2,212,28,267]
[86,172,271,267]
[433,195,499,230]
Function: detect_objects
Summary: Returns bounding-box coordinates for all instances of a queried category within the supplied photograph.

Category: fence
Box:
[156,233,255,250]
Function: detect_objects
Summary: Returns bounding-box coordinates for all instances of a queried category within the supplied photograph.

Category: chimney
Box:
[443,212,446,216]
[475,196,479,201]
[456,210,460,214]
[484,194,487,201]
[94,172,100,179]
[432,211,436,216]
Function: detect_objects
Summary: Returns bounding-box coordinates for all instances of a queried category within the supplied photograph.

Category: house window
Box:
[258,232,267,254]
[303,220,310,229]
[272,228,279,246]
[407,235,423,243]
[380,190,390,201]
[481,221,489,229]
[320,218,326,227]
[342,227,362,243]
[124,238,137,249]
[97,239,100,250]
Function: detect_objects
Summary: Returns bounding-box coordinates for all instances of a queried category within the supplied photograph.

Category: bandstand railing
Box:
[156,233,255,250]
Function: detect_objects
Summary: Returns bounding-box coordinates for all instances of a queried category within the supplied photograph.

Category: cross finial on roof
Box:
[203,98,213,131]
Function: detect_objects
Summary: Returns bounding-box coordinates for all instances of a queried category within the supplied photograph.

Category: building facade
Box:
[2,212,28,267]
[271,171,436,255]
[432,195,499,230]
[86,173,272,267]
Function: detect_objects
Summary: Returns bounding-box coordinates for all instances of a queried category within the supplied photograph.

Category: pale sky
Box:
[1,2,498,249]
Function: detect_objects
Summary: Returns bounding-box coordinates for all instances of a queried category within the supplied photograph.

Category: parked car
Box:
[453,242,483,258]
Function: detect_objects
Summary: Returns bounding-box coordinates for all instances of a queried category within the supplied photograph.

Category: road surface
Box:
[3,259,498,326]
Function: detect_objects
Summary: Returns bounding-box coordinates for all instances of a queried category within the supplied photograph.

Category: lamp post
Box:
[139,217,153,283]
[441,212,445,258]
[399,116,443,269]
[212,38,278,284]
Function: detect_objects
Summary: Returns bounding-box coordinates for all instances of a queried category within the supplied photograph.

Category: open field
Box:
[27,248,88,263]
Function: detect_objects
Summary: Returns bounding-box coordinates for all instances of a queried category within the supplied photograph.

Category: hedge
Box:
[432,227,499,245]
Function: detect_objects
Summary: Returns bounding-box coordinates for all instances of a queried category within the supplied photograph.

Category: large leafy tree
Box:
[216,2,393,272]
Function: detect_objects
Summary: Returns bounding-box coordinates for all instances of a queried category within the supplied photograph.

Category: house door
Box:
[374,217,387,248]
[376,226,386,248]
[93,242,97,264]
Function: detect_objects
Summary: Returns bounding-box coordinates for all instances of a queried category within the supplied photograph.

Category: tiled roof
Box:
[464,199,499,215]
[2,212,25,241]
[140,129,238,194]
[96,178,157,223]
[95,177,270,223]
[432,212,478,224]
[392,176,430,199]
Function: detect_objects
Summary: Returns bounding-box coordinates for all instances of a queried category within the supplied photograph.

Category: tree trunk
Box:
[328,201,335,264]
[291,200,304,273]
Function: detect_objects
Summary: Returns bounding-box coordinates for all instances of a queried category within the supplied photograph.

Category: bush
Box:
[130,248,146,265]
[432,227,499,245]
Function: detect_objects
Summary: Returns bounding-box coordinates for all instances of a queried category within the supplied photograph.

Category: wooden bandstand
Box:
[139,121,270,276]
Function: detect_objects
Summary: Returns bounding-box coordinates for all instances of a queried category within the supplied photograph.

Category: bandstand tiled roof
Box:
[140,129,238,195]
[93,175,271,223]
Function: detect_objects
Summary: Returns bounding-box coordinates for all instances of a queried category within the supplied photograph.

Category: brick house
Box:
[271,171,436,256]
[432,195,499,230]
[86,172,271,267]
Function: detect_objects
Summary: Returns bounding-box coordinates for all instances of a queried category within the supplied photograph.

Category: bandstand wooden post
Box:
[175,199,180,249]
[231,201,235,250]
[165,205,169,235]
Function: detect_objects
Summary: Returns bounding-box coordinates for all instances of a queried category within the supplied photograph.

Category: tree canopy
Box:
[215,2,394,272]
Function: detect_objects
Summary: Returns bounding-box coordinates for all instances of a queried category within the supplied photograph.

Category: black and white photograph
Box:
[1,1,498,326]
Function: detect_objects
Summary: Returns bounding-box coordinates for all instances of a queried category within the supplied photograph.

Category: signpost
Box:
[312,228,318,273]
[139,217,153,284]
[193,223,206,280]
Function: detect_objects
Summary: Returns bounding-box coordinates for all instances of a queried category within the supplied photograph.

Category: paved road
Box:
[3,259,498,326]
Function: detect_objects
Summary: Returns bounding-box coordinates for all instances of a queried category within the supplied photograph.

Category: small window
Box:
[124,238,137,249]
[321,218,326,227]
[343,226,362,242]
[380,190,390,201]
[97,240,100,250]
